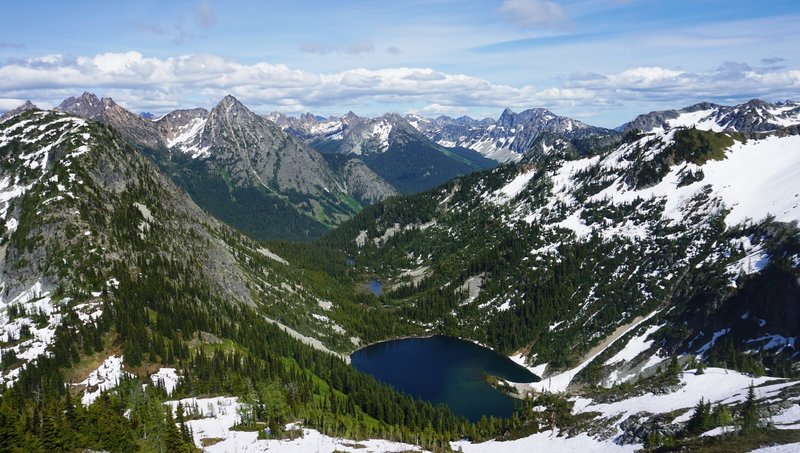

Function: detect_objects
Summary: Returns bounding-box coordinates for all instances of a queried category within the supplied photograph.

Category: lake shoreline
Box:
[349,333,438,355]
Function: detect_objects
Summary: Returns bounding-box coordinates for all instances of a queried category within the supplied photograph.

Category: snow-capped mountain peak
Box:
[624,99,800,134]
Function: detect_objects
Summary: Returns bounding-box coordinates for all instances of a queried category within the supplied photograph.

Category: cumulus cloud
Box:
[498,0,568,29]
[1,51,798,120]
[565,63,800,104]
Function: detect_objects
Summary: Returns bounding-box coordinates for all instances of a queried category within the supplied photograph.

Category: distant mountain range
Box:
[5,94,798,241]
[268,106,618,164]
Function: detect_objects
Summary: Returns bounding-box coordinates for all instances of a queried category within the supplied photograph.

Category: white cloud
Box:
[0,51,798,124]
[417,103,469,116]
[0,98,26,111]
[498,0,568,29]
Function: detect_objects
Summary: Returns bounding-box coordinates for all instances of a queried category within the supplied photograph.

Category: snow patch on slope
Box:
[0,281,60,385]
[572,368,798,426]
[452,429,637,453]
[151,367,180,395]
[165,396,424,453]
[78,355,128,406]
[525,310,661,392]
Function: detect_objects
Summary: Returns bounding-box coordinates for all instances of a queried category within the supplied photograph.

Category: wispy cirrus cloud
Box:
[300,39,376,55]
[194,1,216,29]
[0,41,25,50]
[498,0,570,29]
[137,0,216,44]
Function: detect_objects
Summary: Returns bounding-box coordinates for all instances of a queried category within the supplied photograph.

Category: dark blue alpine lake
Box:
[350,335,539,421]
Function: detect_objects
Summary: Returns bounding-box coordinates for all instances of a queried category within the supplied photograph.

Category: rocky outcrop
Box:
[339,159,398,203]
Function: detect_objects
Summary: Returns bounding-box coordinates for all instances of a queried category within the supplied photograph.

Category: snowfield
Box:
[452,430,638,453]
[572,368,798,426]
[164,396,424,453]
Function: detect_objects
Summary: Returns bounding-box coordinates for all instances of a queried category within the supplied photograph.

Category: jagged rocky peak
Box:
[338,114,411,155]
[213,94,251,117]
[0,100,39,121]
[300,112,318,124]
[341,110,362,126]
[205,94,272,135]
[57,91,105,118]
[497,107,517,126]
[381,112,406,123]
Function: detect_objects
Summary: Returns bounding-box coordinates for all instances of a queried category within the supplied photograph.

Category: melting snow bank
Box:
[0,281,60,385]
[573,368,797,422]
[751,443,800,453]
[452,430,638,453]
[150,367,180,395]
[164,396,424,453]
[77,355,129,406]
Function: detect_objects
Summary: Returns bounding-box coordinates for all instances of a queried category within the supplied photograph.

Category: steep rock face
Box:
[0,100,39,121]
[199,95,339,195]
[150,96,403,240]
[155,107,209,151]
[0,109,249,310]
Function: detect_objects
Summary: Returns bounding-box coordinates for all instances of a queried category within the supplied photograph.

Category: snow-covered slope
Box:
[164,396,426,453]
[156,108,210,158]
[624,99,800,134]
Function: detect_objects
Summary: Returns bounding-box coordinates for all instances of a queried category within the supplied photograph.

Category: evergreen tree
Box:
[740,382,759,433]
[687,398,712,434]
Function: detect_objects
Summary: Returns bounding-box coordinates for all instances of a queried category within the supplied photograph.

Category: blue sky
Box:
[1,0,799,126]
